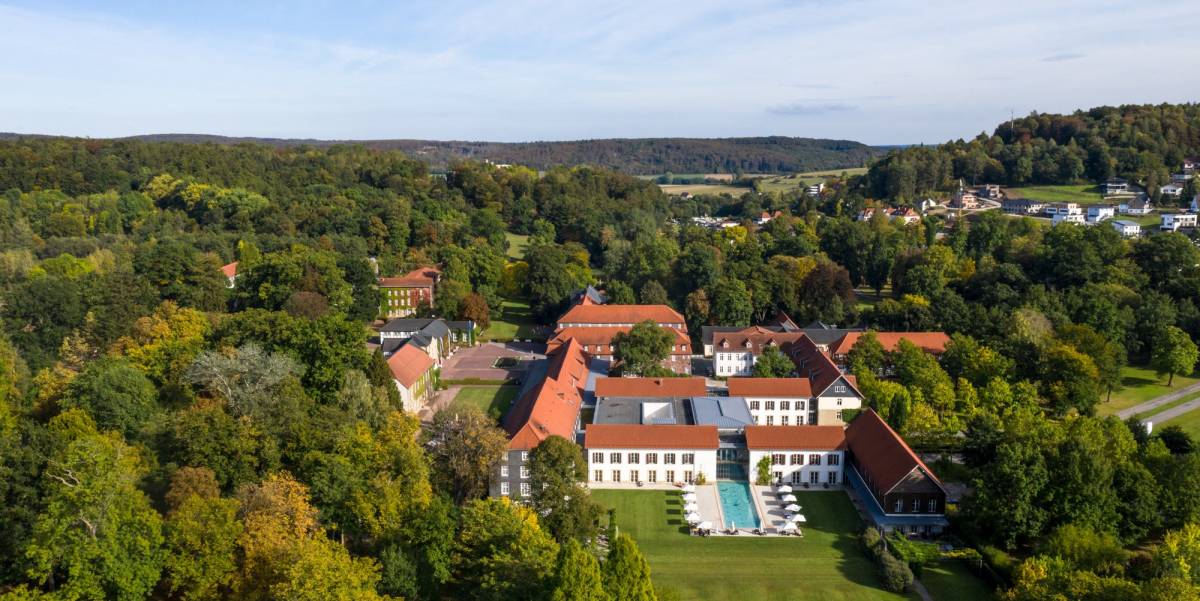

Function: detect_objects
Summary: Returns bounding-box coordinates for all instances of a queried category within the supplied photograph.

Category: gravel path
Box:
[1117,381,1200,419]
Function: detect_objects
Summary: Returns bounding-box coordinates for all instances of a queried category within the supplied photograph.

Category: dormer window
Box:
[744,341,752,349]
[721,340,729,348]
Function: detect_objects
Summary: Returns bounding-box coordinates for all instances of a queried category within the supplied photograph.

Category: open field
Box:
[592,489,918,601]
[660,183,750,196]
[1004,184,1105,204]
[448,385,518,421]
[1161,403,1200,439]
[505,232,529,260]
[1097,365,1200,416]
[482,299,542,341]
[921,560,995,600]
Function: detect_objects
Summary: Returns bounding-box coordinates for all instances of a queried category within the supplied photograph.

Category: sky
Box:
[1,0,1198,145]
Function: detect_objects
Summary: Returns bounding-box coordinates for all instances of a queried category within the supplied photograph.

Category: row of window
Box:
[749,400,807,411]
[498,482,530,497]
[773,470,838,484]
[752,415,813,425]
[593,469,692,483]
[498,465,530,479]
[894,498,938,513]
[591,452,695,465]
[768,453,840,466]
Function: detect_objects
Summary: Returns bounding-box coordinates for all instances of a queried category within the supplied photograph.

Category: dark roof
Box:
[571,285,607,305]
[380,318,437,333]
[445,320,474,331]
[845,410,944,495]
[419,319,450,338]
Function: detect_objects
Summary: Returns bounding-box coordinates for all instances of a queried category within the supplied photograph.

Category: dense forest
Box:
[866,103,1200,202]
[0,115,1199,601]
[0,133,885,175]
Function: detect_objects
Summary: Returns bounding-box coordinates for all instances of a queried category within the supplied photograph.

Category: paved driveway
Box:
[441,342,546,381]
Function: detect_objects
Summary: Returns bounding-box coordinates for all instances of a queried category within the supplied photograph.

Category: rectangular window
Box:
[610,453,622,464]
[593,470,603,482]
[790,454,803,465]
[646,453,658,464]
[500,482,510,496]
[780,401,790,411]
[912,499,920,513]
[809,454,821,465]
[612,470,621,483]
[664,453,676,464]
[765,401,775,411]
[836,410,843,421]
[684,471,694,483]
[894,499,904,512]
[752,416,759,424]
[521,452,528,462]
[520,483,531,496]
[828,471,838,484]
[628,452,640,464]
[781,416,789,426]
[750,400,760,410]
[796,414,805,425]
[773,471,783,482]
[681,453,694,464]
[828,454,840,466]
[766,416,774,426]
[647,470,657,483]
[928,499,938,513]
[791,472,803,484]
[797,401,806,411]
[834,385,847,393]
[500,465,509,477]
[809,471,819,484]
[592,452,603,463]
[665,470,675,483]
[771,453,785,465]
[520,466,529,479]
[631,470,639,482]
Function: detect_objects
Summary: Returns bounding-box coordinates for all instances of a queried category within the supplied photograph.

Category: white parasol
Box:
[784,504,801,512]
[781,494,797,503]
[776,484,793,493]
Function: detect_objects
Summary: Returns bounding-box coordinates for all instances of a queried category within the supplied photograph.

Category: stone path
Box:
[1117,381,1200,419]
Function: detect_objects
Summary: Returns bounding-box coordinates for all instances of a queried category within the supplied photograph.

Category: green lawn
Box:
[1006,184,1105,204]
[1161,404,1200,439]
[592,489,916,601]
[505,232,529,260]
[921,560,995,601]
[482,299,542,341]
[448,385,518,421]
[1097,365,1200,416]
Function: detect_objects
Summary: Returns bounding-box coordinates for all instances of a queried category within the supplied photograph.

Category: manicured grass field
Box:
[505,232,529,260]
[481,299,542,341]
[1005,184,1104,204]
[660,183,750,196]
[592,489,916,601]
[1097,365,1200,416]
[921,560,996,600]
[448,385,518,421]
[1161,403,1200,439]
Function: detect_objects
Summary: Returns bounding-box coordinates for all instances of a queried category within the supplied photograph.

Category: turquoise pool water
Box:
[717,481,761,529]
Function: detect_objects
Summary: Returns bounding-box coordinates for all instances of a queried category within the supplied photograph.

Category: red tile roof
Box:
[786,336,859,396]
[594,377,707,398]
[830,332,950,356]
[221,261,238,278]
[378,266,441,288]
[547,326,692,355]
[386,344,435,388]
[502,338,589,450]
[727,378,813,398]
[557,304,686,327]
[712,327,806,354]
[584,424,719,449]
[744,426,847,450]
[845,409,943,494]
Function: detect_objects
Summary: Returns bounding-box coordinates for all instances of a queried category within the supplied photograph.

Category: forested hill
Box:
[0,132,885,175]
[866,102,1200,201]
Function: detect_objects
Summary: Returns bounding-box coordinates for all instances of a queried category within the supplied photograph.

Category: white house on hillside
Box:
[1110,220,1141,237]
[1119,197,1152,215]
[1052,213,1086,225]
[1086,205,1115,223]
[1161,213,1199,232]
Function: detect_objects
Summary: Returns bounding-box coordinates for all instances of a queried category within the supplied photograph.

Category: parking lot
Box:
[440,341,546,382]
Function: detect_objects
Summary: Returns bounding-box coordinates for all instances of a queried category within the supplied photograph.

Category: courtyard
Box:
[438,341,545,382]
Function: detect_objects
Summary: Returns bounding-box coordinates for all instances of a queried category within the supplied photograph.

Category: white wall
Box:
[586,447,717,486]
[714,351,754,376]
[748,449,845,486]
[744,396,812,426]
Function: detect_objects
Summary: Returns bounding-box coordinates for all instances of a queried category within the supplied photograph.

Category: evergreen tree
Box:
[551,540,607,601]
[603,534,657,601]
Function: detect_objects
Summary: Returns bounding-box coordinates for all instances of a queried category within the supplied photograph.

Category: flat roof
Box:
[592,395,752,429]
[691,396,754,428]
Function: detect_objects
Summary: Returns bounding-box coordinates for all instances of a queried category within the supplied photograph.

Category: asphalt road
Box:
[1118,381,1200,420]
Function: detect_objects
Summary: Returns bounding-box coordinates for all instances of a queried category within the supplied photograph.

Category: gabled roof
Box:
[571,285,607,306]
[547,326,691,355]
[712,327,806,354]
[221,261,238,278]
[744,426,847,450]
[557,304,686,326]
[387,343,435,388]
[380,318,438,333]
[584,424,719,449]
[727,377,813,398]
[502,338,588,450]
[828,332,950,356]
[845,409,944,495]
[594,377,707,398]
[378,266,440,288]
[785,336,860,397]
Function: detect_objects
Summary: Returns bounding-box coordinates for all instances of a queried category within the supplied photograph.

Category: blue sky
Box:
[1,1,1198,144]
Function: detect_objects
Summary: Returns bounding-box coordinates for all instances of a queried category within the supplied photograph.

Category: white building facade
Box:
[584,425,719,486]
[745,426,846,486]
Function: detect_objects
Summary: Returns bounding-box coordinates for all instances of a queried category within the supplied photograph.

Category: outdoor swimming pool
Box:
[716,481,761,529]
